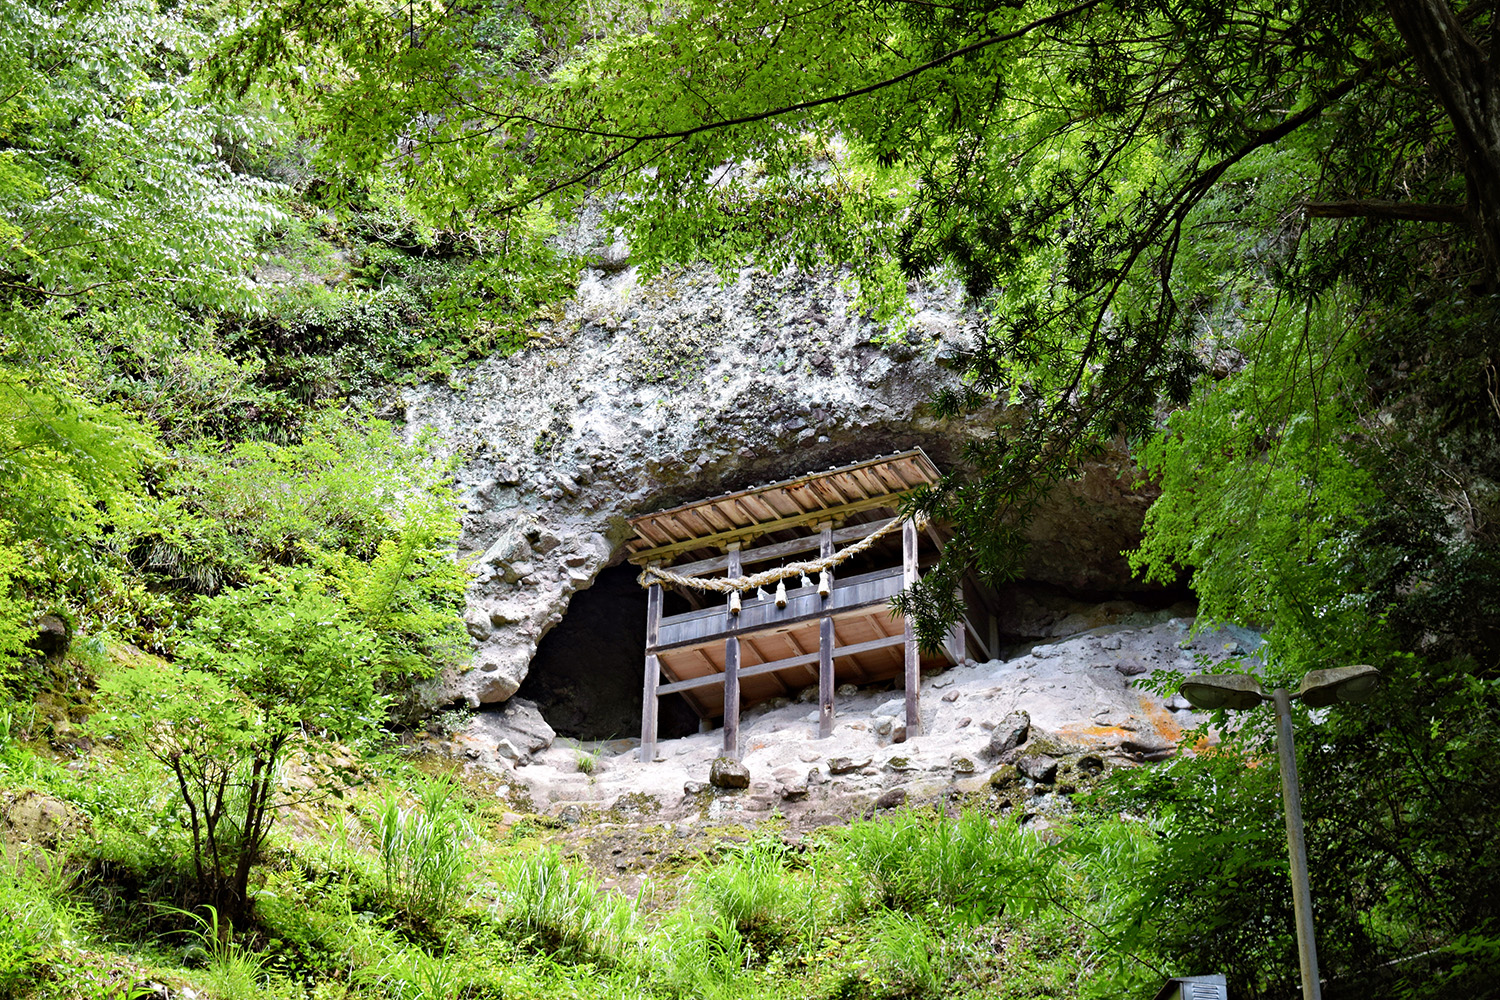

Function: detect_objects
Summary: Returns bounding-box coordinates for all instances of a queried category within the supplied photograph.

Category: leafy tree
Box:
[96,534,465,927]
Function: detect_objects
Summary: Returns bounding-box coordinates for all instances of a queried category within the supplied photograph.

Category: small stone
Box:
[873,698,904,718]
[496,738,523,760]
[875,788,908,810]
[989,766,1019,790]
[942,690,960,703]
[1018,755,1059,784]
[1100,635,1122,650]
[709,757,751,789]
[684,780,708,795]
[957,717,972,728]
[836,683,859,697]
[828,756,871,775]
[874,717,894,737]
[950,755,977,774]
[558,805,583,825]
[892,724,908,743]
[807,767,828,785]
[779,780,808,801]
[797,750,821,763]
[885,756,915,772]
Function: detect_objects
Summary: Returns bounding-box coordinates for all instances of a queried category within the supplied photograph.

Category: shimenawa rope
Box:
[636,515,924,593]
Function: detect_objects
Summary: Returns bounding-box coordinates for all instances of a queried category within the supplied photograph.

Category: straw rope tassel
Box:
[774,579,787,608]
[818,570,831,598]
[729,591,742,615]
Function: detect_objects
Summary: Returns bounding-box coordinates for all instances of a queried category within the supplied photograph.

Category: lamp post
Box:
[1178,664,1380,1000]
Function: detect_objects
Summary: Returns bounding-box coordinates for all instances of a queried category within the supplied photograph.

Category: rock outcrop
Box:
[407,257,1169,708]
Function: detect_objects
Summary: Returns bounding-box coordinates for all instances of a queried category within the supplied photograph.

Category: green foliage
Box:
[375,778,475,927]
[0,853,82,999]
[834,810,1044,923]
[494,848,637,962]
[0,0,283,311]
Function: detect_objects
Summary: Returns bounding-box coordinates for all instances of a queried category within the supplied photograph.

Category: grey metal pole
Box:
[1271,687,1322,1000]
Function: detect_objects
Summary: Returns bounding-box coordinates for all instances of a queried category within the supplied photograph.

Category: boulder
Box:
[709,757,750,789]
[983,710,1031,760]
[875,788,908,810]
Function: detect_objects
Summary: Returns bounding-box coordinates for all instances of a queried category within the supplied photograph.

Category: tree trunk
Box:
[1388,0,1500,283]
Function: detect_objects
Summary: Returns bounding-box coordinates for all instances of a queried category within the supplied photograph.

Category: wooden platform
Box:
[653,568,947,718]
[628,450,973,762]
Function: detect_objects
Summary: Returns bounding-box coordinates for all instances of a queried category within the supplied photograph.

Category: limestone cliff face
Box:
[404,263,1161,708]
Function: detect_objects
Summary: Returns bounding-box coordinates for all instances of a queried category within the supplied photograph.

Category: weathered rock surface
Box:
[445,618,1253,831]
[404,251,1168,708]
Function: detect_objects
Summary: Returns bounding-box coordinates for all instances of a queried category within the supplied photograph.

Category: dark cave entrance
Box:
[513,562,701,741]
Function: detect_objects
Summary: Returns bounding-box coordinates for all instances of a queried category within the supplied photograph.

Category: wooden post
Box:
[946,588,967,664]
[723,542,742,759]
[817,521,835,738]
[902,519,920,738]
[640,567,663,763]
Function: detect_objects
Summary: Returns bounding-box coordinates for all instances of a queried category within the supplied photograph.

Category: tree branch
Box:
[1304,199,1468,224]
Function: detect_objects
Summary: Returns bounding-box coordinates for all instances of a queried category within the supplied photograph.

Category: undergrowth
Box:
[0,722,1175,1000]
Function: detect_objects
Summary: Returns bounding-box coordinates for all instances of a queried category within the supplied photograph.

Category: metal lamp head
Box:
[1179,673,1269,711]
[1296,664,1380,707]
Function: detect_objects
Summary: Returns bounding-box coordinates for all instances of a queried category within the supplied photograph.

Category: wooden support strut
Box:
[902,519,920,738]
[723,542,742,760]
[640,567,663,763]
[817,521,835,739]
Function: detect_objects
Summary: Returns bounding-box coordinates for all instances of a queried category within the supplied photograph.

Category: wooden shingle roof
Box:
[625,449,941,565]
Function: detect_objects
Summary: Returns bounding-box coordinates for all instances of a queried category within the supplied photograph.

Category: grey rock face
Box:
[709,756,751,789]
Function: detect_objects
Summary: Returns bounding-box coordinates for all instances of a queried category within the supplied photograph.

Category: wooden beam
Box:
[962,613,994,662]
[655,567,905,651]
[658,634,910,695]
[659,518,896,578]
[902,519,920,738]
[723,544,742,760]
[627,494,911,565]
[818,521,835,739]
[640,576,663,762]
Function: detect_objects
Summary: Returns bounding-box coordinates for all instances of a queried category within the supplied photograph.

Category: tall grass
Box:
[834,810,1049,921]
[375,778,474,925]
[694,835,833,947]
[494,847,637,961]
[0,851,80,999]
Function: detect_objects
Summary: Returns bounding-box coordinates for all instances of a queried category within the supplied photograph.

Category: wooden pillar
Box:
[723,542,742,759]
[902,519,920,738]
[640,567,663,763]
[817,521,835,738]
[946,588,967,664]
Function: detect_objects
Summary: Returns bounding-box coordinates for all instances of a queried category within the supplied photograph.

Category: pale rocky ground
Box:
[438,616,1258,850]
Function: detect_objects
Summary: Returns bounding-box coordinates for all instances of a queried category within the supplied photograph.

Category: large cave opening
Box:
[513,562,701,741]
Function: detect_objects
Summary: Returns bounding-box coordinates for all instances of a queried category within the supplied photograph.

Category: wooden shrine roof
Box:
[625,449,942,566]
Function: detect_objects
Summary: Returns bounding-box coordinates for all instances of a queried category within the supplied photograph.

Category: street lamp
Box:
[1178,664,1380,1000]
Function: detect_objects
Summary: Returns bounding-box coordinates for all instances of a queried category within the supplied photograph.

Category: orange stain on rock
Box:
[1140,698,1184,743]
